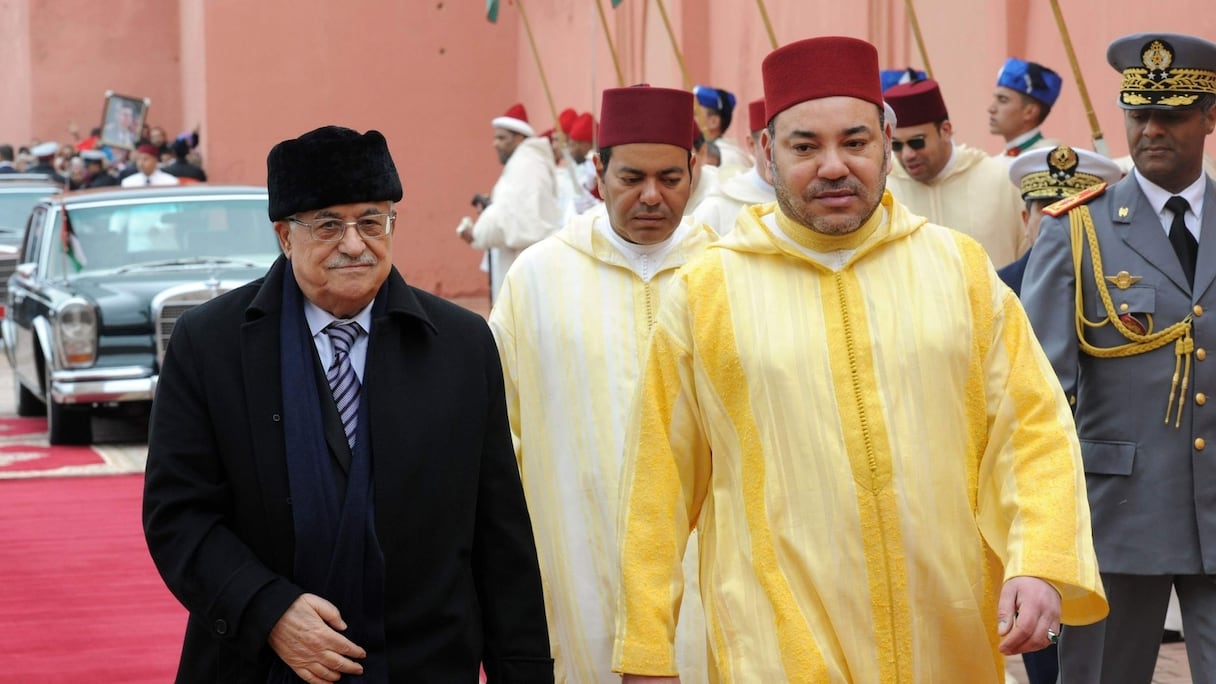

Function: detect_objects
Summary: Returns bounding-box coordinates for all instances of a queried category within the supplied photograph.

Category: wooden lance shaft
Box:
[594,0,626,88]
[756,0,778,50]
[654,0,711,140]
[1049,0,1109,157]
[515,0,586,192]
[903,0,935,80]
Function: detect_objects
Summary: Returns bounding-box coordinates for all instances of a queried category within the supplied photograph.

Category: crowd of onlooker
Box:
[0,122,207,190]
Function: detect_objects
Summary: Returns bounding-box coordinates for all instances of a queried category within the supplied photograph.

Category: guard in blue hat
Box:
[691,84,751,171]
[989,57,1063,159]
[1020,33,1216,684]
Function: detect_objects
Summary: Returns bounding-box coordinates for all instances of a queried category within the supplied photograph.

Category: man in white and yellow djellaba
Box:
[613,37,1107,684]
[490,86,715,683]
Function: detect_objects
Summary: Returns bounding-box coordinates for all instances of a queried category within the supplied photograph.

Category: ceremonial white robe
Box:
[692,167,776,235]
[685,164,720,217]
[490,213,717,683]
[714,136,753,176]
[614,193,1107,683]
[471,136,562,301]
[886,143,1028,269]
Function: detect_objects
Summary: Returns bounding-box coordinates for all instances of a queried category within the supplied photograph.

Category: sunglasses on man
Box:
[890,136,928,152]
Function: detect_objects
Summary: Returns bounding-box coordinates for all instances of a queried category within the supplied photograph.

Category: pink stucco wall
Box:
[3,0,184,148]
[2,1,1216,297]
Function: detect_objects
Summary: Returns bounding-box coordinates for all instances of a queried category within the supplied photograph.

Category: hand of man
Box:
[621,676,681,684]
[996,576,1062,655]
[268,593,367,683]
[457,216,475,244]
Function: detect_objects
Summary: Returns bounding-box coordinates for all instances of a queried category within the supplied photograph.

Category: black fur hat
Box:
[266,126,402,221]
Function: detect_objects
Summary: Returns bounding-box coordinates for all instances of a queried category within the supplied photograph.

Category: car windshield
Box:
[48,197,280,277]
[0,188,57,244]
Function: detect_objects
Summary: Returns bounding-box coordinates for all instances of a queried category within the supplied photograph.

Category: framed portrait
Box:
[98,91,151,151]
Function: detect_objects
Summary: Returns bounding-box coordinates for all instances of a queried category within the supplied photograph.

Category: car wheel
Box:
[14,374,45,417]
[45,364,91,445]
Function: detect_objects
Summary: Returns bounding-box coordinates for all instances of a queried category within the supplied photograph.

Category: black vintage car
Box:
[3,184,280,444]
[0,176,62,319]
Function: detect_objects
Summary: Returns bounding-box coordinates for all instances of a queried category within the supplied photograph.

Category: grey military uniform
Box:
[1022,174,1216,683]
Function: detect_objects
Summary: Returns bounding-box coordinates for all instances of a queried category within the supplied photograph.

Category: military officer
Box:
[1021,33,1216,684]
[999,144,1124,293]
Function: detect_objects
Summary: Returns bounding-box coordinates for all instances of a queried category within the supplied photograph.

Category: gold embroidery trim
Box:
[1020,172,1105,200]
[1120,67,1216,94]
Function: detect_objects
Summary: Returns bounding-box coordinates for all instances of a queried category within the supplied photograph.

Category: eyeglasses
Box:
[890,136,928,153]
[287,212,396,242]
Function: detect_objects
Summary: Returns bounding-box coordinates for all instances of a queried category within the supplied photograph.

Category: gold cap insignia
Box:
[1143,40,1175,74]
[1019,146,1101,201]
[1049,146,1079,180]
[1119,38,1216,108]
[1106,270,1143,289]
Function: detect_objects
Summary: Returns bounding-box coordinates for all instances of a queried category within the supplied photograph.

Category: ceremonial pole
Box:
[903,0,935,79]
[516,0,561,133]
[1048,0,1109,157]
[654,0,710,138]
[515,0,587,194]
[755,0,778,50]
[594,0,626,87]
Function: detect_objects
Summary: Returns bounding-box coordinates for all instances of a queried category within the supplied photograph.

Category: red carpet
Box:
[0,474,185,682]
[0,442,105,473]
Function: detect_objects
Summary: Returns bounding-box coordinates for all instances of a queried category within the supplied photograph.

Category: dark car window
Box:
[48,198,278,277]
[20,205,46,265]
[0,188,57,245]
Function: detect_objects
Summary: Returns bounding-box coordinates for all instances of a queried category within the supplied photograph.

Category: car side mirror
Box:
[15,262,36,280]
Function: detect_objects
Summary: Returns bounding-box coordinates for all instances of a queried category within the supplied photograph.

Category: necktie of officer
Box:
[324,320,363,449]
[1166,195,1197,287]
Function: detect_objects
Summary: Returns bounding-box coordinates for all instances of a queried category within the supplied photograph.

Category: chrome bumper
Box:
[50,366,157,405]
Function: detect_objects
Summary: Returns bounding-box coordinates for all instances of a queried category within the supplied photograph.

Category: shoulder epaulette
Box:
[1042,182,1108,218]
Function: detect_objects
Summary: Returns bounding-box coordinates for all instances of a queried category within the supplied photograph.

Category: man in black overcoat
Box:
[143,125,553,683]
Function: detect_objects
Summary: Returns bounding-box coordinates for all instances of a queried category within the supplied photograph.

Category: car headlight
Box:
[55,298,97,368]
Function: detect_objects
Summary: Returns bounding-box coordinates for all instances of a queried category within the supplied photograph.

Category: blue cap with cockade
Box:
[996,58,1063,107]
[880,68,927,93]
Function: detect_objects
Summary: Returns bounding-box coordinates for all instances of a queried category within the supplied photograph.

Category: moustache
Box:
[325,253,378,269]
[629,205,672,219]
[804,179,864,199]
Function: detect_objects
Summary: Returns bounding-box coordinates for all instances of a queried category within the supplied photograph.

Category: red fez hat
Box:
[883,79,949,127]
[137,143,161,157]
[762,36,882,125]
[748,98,767,133]
[570,112,596,143]
[598,86,694,151]
[558,108,577,134]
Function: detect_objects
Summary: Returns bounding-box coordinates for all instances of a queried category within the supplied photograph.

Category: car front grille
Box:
[152,283,235,367]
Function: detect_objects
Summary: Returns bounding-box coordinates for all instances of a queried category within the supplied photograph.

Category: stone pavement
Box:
[1006,643,1191,683]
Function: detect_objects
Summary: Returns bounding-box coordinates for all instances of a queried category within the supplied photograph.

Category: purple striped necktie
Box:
[324,320,363,449]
